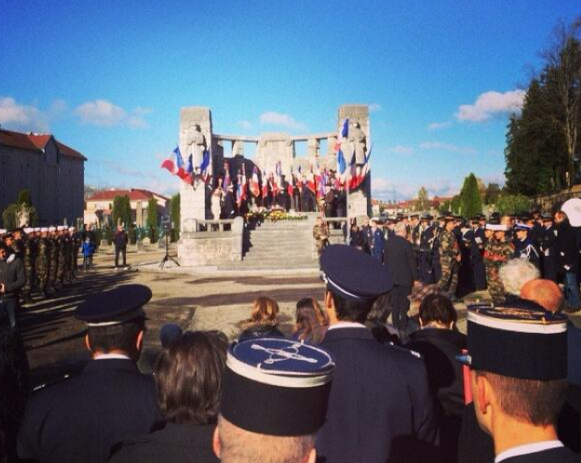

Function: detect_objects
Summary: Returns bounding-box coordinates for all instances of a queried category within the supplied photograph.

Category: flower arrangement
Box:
[245,209,308,223]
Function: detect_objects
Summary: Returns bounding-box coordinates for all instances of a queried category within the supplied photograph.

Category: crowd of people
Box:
[1,207,581,462]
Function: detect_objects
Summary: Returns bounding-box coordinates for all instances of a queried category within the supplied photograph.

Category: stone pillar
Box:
[179,107,213,229]
[339,105,371,218]
[254,133,295,177]
[231,216,244,261]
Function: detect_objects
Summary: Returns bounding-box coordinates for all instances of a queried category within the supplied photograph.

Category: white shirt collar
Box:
[94,353,131,361]
[495,440,563,462]
[327,321,367,332]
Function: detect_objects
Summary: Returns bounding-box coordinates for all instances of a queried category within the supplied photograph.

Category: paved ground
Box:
[20,249,580,387]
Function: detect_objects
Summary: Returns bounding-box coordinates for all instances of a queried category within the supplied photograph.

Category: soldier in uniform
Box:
[539,213,558,282]
[359,217,373,254]
[370,219,385,263]
[418,214,436,283]
[21,228,37,304]
[70,226,81,279]
[56,226,68,286]
[483,222,514,305]
[514,223,540,268]
[437,217,461,298]
[48,227,59,292]
[17,285,161,463]
[36,228,51,298]
[316,245,438,462]
[312,216,329,257]
[465,216,487,291]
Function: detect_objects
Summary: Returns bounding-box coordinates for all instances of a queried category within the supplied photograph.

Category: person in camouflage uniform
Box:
[58,228,71,283]
[483,223,515,305]
[21,228,37,303]
[437,216,461,297]
[37,228,51,297]
[49,227,60,292]
[312,216,329,257]
[70,226,81,278]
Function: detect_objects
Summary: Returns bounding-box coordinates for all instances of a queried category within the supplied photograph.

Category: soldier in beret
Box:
[17,284,160,463]
[437,216,461,299]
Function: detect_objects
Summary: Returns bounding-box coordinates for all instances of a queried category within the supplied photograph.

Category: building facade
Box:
[85,188,169,227]
[0,128,86,226]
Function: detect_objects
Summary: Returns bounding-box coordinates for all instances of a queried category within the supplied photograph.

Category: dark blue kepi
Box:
[221,338,335,436]
[320,244,393,301]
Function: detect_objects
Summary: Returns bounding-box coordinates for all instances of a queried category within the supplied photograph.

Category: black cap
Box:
[221,338,335,436]
[320,245,393,301]
[75,284,152,326]
[421,213,433,221]
[541,212,553,221]
[458,305,568,380]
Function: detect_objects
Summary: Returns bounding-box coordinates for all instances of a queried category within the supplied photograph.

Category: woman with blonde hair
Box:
[239,297,285,340]
[292,297,329,344]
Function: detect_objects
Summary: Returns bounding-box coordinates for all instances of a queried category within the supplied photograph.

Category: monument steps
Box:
[235,217,318,270]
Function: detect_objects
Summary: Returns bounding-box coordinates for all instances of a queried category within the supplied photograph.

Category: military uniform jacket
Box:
[420,225,436,252]
[18,359,161,463]
[514,239,540,267]
[316,327,438,463]
[438,229,460,262]
[483,240,514,269]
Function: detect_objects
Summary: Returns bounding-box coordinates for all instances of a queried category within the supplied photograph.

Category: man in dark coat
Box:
[0,241,26,330]
[17,285,161,463]
[316,245,438,463]
[383,222,418,333]
[555,211,580,312]
[370,219,385,263]
[113,225,129,270]
[540,213,558,282]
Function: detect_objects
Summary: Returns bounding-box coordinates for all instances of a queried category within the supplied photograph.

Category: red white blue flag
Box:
[161,146,192,184]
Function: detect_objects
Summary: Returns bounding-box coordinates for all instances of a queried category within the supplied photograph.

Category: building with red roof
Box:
[85,188,169,227]
[0,127,86,225]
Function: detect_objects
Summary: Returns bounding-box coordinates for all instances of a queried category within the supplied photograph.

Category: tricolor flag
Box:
[350,145,373,190]
[250,166,261,197]
[335,119,350,184]
[161,146,192,184]
[223,161,232,191]
[200,149,210,175]
[306,167,316,194]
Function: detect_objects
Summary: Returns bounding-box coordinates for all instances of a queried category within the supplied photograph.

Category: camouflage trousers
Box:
[316,240,328,256]
[437,258,459,296]
[22,259,36,296]
[485,264,505,305]
[38,261,50,293]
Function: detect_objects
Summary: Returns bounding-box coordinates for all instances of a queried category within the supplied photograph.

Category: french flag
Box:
[350,145,372,190]
[250,166,261,197]
[161,146,192,184]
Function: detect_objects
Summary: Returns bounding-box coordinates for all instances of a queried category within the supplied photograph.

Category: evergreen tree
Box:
[460,173,482,218]
[415,186,429,211]
[112,195,132,227]
[484,183,502,205]
[170,193,180,229]
[147,198,158,229]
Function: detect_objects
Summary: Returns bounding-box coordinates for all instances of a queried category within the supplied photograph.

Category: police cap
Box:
[221,338,335,436]
[458,305,568,380]
[75,284,152,327]
[320,245,392,301]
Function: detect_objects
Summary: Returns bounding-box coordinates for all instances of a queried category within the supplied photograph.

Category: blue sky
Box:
[1,0,579,200]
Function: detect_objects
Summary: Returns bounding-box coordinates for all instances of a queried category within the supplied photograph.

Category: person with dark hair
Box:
[292,297,329,344]
[458,305,577,462]
[18,285,160,463]
[316,245,438,463]
[109,331,228,463]
[406,294,466,462]
[113,225,129,270]
[554,211,580,313]
[239,297,285,340]
[384,221,419,335]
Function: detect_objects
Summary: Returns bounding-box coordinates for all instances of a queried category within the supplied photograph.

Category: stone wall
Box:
[178,217,244,266]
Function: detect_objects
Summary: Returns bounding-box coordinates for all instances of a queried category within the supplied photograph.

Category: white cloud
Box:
[369,103,382,112]
[388,145,414,156]
[0,97,50,132]
[238,120,253,130]
[427,121,452,131]
[420,141,477,155]
[75,99,151,128]
[259,111,307,131]
[456,90,525,122]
